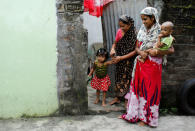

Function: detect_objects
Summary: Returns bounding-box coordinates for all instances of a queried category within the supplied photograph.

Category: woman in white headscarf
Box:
[121,7,174,127]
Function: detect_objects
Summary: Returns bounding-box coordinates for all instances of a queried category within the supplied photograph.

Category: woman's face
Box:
[119,21,131,32]
[141,14,155,30]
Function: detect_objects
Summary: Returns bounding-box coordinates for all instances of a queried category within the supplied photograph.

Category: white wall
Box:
[83,12,103,48]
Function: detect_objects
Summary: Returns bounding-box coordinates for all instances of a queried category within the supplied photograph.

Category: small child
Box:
[154,21,174,51]
[139,21,174,62]
[88,48,113,106]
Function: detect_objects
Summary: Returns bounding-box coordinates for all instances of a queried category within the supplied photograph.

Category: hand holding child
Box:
[112,56,121,64]
[147,48,158,56]
[110,49,116,58]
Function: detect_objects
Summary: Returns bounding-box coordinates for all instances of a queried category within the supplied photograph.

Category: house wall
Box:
[158,0,195,108]
[83,12,103,48]
[0,0,58,118]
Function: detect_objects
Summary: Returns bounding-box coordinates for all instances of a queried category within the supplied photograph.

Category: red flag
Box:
[84,0,114,17]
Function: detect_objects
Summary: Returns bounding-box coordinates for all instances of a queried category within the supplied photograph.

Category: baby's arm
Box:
[156,34,165,48]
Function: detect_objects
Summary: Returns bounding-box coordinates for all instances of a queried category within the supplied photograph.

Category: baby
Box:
[154,21,174,51]
[139,21,174,62]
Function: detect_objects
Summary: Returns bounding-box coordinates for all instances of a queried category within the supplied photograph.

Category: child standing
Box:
[88,48,113,107]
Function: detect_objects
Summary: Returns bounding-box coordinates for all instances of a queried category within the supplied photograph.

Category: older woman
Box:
[109,15,137,105]
[121,7,174,127]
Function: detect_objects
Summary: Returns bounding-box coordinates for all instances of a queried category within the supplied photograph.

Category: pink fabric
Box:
[84,0,114,17]
[115,29,123,42]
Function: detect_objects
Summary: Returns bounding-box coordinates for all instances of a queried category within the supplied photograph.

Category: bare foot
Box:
[102,101,106,107]
[94,99,100,104]
[109,98,120,105]
[117,115,122,119]
[138,121,145,126]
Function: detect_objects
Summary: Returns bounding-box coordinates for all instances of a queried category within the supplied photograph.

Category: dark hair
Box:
[119,15,134,25]
[145,14,156,23]
[96,48,108,60]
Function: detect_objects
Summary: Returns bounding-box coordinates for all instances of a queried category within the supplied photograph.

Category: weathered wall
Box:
[56,0,88,115]
[155,0,195,108]
[0,0,58,118]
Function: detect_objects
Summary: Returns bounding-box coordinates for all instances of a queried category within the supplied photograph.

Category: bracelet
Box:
[119,56,122,61]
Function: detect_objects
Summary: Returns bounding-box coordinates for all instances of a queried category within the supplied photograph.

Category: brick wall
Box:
[159,0,195,108]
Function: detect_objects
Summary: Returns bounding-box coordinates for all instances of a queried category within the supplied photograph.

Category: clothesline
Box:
[84,0,114,17]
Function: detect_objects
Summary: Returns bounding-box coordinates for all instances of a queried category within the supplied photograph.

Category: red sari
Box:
[122,41,162,127]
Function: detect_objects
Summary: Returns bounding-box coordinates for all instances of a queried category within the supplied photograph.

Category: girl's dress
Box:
[91,61,111,91]
[115,27,137,98]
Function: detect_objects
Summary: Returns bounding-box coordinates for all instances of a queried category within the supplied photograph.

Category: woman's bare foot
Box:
[117,115,122,119]
[138,121,145,126]
[94,99,100,104]
[109,97,120,105]
[102,101,106,107]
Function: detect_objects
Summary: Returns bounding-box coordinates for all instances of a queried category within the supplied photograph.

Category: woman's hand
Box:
[110,48,116,57]
[112,56,121,64]
[147,49,158,56]
[168,46,174,54]
[140,50,148,59]
[156,46,175,56]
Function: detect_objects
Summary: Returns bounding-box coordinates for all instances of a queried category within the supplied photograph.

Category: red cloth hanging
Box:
[84,0,114,17]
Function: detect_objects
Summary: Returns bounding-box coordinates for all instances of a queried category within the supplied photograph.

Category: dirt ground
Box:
[0,112,195,131]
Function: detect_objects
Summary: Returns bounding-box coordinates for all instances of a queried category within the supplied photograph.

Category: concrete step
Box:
[87,85,125,115]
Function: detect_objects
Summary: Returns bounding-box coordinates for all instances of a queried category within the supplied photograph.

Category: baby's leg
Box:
[102,91,106,107]
[94,90,100,104]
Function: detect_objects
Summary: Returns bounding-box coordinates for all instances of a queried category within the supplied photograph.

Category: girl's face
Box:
[141,14,155,30]
[119,21,131,32]
[97,55,106,63]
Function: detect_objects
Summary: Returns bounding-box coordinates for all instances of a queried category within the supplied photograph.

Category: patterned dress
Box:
[115,27,137,98]
[91,61,111,91]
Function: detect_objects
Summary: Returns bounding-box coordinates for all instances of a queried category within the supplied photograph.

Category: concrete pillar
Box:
[56,0,88,115]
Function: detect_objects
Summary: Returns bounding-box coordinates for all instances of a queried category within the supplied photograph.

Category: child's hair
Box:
[162,21,174,30]
[96,48,109,60]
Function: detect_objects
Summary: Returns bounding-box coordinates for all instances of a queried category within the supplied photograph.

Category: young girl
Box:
[88,48,113,106]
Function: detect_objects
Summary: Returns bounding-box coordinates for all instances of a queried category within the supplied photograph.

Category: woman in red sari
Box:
[121,7,174,127]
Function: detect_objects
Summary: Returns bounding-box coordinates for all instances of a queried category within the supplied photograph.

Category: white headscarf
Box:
[131,7,161,80]
[137,7,161,51]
